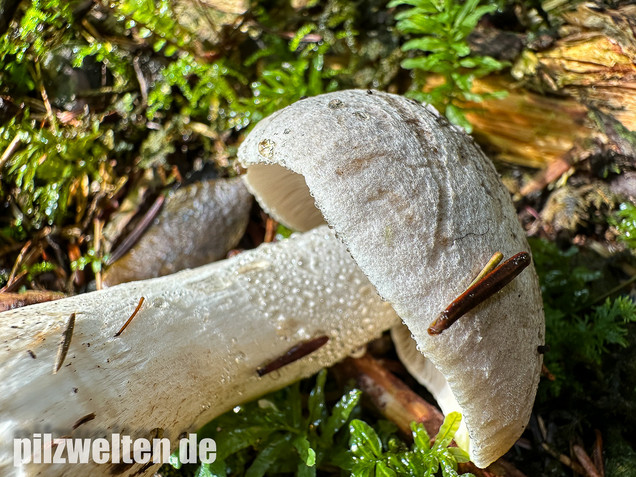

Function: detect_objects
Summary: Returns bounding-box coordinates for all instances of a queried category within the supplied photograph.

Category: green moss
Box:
[388,0,507,131]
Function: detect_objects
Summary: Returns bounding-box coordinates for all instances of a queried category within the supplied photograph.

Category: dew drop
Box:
[152,297,169,309]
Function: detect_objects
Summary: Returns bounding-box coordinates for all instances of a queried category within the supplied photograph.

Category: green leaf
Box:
[245,434,291,477]
[444,104,472,132]
[450,42,471,57]
[453,0,480,29]
[297,459,316,477]
[153,39,166,52]
[401,55,444,71]
[613,202,636,248]
[394,15,440,33]
[349,419,383,459]
[322,389,362,443]
[451,72,473,92]
[376,461,397,477]
[439,456,460,477]
[411,421,431,451]
[434,412,463,449]
[351,462,375,477]
[448,446,471,463]
[402,37,447,53]
[216,427,276,459]
[169,451,182,469]
[288,381,303,428]
[387,0,429,7]
[293,435,317,467]
[461,5,498,31]
[290,24,316,51]
[195,462,214,477]
[308,368,327,426]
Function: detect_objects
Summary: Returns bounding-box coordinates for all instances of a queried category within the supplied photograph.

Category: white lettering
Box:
[133,438,151,464]
[179,434,198,464]
[43,433,52,463]
[92,438,109,464]
[199,438,216,464]
[111,433,120,463]
[121,435,134,464]
[52,438,66,464]
[13,433,217,466]
[32,434,41,464]
[66,438,91,464]
[13,438,31,466]
[152,438,171,464]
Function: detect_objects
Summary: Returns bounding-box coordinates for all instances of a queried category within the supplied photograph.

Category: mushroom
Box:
[238,89,545,468]
[103,177,252,286]
[0,227,400,476]
[0,90,543,475]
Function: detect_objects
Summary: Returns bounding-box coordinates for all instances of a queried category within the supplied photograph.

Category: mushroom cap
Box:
[238,90,545,468]
[103,177,252,286]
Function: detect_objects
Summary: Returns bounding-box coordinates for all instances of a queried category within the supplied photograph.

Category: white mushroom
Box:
[238,89,545,468]
[0,227,399,476]
[0,90,544,475]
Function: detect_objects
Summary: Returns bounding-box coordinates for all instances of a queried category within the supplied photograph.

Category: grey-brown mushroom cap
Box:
[103,177,252,286]
[238,90,545,468]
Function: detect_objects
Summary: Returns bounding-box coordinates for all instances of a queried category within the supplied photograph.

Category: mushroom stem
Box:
[0,226,400,476]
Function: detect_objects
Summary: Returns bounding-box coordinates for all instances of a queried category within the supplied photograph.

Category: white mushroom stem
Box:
[0,226,400,477]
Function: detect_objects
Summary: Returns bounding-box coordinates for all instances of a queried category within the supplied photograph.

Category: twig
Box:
[189,121,220,140]
[343,353,443,438]
[0,240,32,293]
[0,134,21,173]
[541,363,556,381]
[264,217,277,243]
[53,313,76,374]
[68,242,84,287]
[0,269,27,294]
[540,442,586,475]
[114,297,145,337]
[72,412,96,430]
[93,219,103,290]
[536,415,548,441]
[256,335,329,377]
[582,274,636,312]
[573,444,602,477]
[171,165,183,183]
[133,56,148,106]
[106,194,165,265]
[0,290,64,312]
[592,430,604,477]
[467,251,503,288]
[34,60,58,133]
